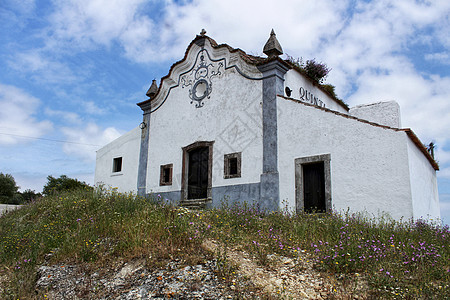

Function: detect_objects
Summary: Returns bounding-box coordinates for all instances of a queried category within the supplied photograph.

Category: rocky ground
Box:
[33,239,368,299]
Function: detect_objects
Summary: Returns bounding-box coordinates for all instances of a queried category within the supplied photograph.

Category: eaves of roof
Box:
[279,95,439,171]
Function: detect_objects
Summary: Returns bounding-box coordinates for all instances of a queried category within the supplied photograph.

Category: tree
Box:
[20,189,42,203]
[0,173,20,204]
[42,175,92,196]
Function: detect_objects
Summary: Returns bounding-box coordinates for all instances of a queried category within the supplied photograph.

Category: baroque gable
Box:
[138,35,264,113]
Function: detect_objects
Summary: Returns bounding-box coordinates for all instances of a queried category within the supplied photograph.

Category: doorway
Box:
[295,154,331,214]
[303,162,325,212]
[188,146,209,199]
[181,141,214,201]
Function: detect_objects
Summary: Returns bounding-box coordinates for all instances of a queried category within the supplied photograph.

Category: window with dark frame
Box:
[224,152,241,179]
[112,157,122,173]
[160,164,173,186]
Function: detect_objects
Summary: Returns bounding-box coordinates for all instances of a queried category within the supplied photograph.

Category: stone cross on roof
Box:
[263,29,283,57]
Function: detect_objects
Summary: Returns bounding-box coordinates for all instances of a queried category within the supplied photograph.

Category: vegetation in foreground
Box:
[0,189,448,299]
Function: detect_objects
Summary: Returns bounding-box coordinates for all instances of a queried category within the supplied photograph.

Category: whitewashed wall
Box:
[277,97,414,220]
[406,138,441,220]
[350,101,401,128]
[94,127,140,193]
[284,70,348,113]
[146,44,263,195]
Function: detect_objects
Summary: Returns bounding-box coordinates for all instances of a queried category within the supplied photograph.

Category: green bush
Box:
[42,175,93,196]
[0,173,20,204]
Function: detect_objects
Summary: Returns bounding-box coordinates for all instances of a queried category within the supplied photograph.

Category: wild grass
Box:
[0,190,448,299]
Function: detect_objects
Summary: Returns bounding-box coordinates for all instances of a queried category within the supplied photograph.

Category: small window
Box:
[160,164,173,186]
[224,152,241,179]
[113,157,122,173]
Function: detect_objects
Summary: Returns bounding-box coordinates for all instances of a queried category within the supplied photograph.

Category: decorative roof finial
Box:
[263,29,283,58]
[146,79,158,98]
[200,29,206,36]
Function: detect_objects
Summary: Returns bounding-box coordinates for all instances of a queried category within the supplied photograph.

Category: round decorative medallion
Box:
[191,79,209,101]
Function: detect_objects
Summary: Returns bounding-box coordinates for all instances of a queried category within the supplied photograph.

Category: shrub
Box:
[304,59,330,83]
[20,189,42,203]
[285,55,331,84]
[321,84,338,98]
[42,175,93,196]
[0,173,20,204]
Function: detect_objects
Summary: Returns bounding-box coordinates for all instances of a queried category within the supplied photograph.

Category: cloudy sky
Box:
[0,0,449,222]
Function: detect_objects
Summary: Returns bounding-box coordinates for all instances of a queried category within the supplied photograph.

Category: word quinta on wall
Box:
[299,87,326,108]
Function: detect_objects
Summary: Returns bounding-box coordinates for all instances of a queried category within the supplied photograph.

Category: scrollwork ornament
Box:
[180,49,223,108]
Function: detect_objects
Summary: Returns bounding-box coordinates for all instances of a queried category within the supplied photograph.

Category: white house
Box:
[94,30,440,221]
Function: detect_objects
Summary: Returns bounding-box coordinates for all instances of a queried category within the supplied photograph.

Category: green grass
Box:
[0,190,448,299]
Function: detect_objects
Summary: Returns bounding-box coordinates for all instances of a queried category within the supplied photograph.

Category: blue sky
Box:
[1,0,449,223]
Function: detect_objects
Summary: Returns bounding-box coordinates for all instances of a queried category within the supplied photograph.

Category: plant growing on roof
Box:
[321,84,338,98]
[285,55,331,84]
[304,59,331,83]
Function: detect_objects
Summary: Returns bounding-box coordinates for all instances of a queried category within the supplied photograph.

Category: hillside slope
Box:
[0,190,448,299]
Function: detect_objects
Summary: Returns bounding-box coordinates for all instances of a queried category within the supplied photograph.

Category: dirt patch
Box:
[202,239,369,299]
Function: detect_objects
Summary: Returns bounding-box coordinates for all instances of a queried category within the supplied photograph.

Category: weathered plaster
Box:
[95,127,141,193]
[277,97,414,220]
[145,41,264,206]
[406,138,440,220]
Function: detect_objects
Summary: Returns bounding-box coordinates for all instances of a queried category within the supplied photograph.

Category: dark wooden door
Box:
[188,147,209,199]
[303,162,325,213]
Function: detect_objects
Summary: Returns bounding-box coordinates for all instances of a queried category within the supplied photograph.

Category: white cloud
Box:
[61,123,122,161]
[439,193,450,224]
[425,52,450,64]
[45,108,82,124]
[10,51,79,84]
[82,101,108,115]
[47,0,153,51]
[161,0,348,60]
[41,0,350,63]
[3,0,450,183]
[2,0,36,15]
[0,84,53,145]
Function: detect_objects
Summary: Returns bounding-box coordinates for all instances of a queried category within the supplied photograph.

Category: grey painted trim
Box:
[295,154,332,213]
[211,182,261,208]
[151,182,261,209]
[137,113,151,196]
[257,60,289,212]
[150,191,182,206]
